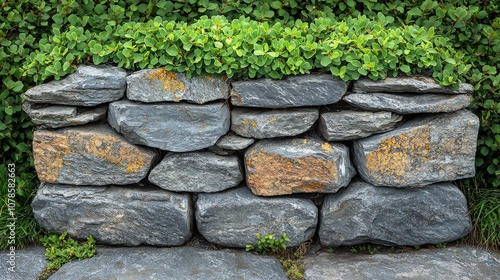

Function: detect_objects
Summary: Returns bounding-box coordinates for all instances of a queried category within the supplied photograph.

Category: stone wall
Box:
[24,65,478,248]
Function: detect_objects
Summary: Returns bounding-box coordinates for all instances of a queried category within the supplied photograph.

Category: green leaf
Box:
[492,124,500,134]
[400,65,411,74]
[166,46,179,56]
[5,107,14,115]
[320,56,332,67]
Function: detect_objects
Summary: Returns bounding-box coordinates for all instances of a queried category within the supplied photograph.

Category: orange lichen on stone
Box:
[321,142,333,152]
[33,131,70,183]
[246,150,337,196]
[365,127,431,181]
[147,69,186,93]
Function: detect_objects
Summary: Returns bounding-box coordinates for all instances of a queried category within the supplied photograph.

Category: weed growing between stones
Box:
[349,244,383,255]
[246,233,291,255]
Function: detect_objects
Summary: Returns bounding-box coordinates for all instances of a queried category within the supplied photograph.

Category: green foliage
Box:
[350,244,382,255]
[246,233,291,255]
[435,242,447,249]
[280,251,305,280]
[40,232,96,271]
[469,188,500,250]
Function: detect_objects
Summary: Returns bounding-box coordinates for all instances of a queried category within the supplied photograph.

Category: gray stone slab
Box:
[25,65,126,106]
[353,110,479,187]
[353,77,473,94]
[343,93,470,114]
[319,181,471,247]
[231,74,347,108]
[304,247,500,280]
[245,137,355,196]
[33,124,157,185]
[32,183,192,246]
[231,107,319,139]
[196,187,317,248]
[23,102,107,128]
[319,110,402,141]
[1,246,47,280]
[126,69,229,104]
[149,152,243,193]
[215,132,255,150]
[108,100,230,152]
[49,247,287,280]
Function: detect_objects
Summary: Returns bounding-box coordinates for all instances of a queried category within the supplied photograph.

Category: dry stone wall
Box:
[25,65,479,248]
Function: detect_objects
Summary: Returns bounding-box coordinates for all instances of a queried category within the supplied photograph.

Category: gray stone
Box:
[353,76,474,94]
[1,246,47,280]
[304,247,500,280]
[23,102,107,128]
[126,69,229,104]
[33,124,157,185]
[343,93,470,114]
[319,181,472,247]
[231,107,319,139]
[245,137,355,196]
[319,110,402,141]
[353,110,479,187]
[25,65,126,106]
[49,247,287,280]
[215,132,255,150]
[231,74,348,108]
[207,146,235,156]
[149,152,243,193]
[108,100,230,152]
[32,183,192,246]
[196,187,317,248]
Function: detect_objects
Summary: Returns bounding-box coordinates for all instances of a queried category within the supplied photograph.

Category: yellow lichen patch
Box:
[321,142,333,152]
[251,121,257,128]
[269,117,278,123]
[33,131,70,183]
[246,150,337,196]
[365,127,431,181]
[147,68,186,93]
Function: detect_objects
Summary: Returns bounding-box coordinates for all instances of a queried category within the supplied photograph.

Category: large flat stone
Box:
[231,107,318,138]
[126,69,229,104]
[304,247,500,280]
[196,187,317,248]
[319,181,471,247]
[32,183,193,246]
[0,246,47,280]
[25,65,126,106]
[245,137,355,196]
[23,102,107,128]
[108,100,230,152]
[319,110,402,141]
[353,110,479,187]
[231,74,347,108]
[343,93,470,114]
[149,152,243,193]
[49,247,287,280]
[33,124,157,185]
[353,77,473,94]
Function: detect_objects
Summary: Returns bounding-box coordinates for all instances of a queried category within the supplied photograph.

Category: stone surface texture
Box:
[343,93,470,114]
[126,69,229,104]
[23,102,107,128]
[353,110,479,187]
[49,247,287,280]
[303,247,500,280]
[25,65,126,106]
[0,246,47,280]
[353,77,474,94]
[32,183,192,246]
[108,100,230,152]
[245,137,355,196]
[149,152,243,193]
[231,74,348,108]
[215,132,255,150]
[319,181,471,247]
[33,124,157,185]
[231,107,318,138]
[196,187,317,247]
[319,110,402,141]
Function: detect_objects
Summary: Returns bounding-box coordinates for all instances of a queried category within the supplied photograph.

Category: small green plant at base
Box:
[350,244,382,255]
[246,232,290,255]
[435,243,447,249]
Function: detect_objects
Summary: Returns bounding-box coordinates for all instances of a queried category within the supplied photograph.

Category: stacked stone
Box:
[27,65,478,248]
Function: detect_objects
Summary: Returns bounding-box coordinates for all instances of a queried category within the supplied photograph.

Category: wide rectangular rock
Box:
[245,137,355,196]
[195,186,317,248]
[353,77,473,94]
[231,74,347,108]
[108,100,230,152]
[353,110,479,187]
[32,183,193,246]
[319,181,472,247]
[319,110,402,141]
[231,107,319,139]
[23,102,107,128]
[126,69,229,104]
[33,124,157,185]
[25,65,126,106]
